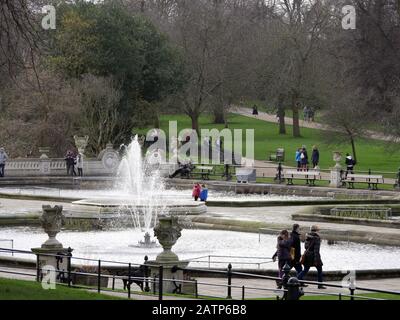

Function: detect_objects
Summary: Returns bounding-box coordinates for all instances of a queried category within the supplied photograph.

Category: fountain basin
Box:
[69,198,207,216]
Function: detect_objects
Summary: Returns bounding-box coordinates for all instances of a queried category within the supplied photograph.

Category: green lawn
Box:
[136,113,400,173]
[0,278,124,300]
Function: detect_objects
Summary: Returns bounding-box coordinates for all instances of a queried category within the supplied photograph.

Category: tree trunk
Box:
[190,114,200,135]
[277,94,286,135]
[350,135,357,164]
[292,94,301,137]
[213,110,225,124]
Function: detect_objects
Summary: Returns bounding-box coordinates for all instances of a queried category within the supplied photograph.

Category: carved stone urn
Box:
[74,135,89,155]
[333,151,342,169]
[154,216,182,263]
[40,205,64,249]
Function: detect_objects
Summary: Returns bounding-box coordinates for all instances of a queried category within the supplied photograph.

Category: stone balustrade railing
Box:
[4,157,118,177]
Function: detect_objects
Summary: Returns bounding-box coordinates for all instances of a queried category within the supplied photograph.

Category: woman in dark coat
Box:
[300,146,309,171]
[275,230,292,287]
[298,225,326,289]
[311,146,320,169]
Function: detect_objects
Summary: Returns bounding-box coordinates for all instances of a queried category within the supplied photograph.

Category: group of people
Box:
[295,145,319,171]
[273,224,326,289]
[303,106,316,122]
[64,150,84,177]
[192,183,209,202]
[0,147,9,177]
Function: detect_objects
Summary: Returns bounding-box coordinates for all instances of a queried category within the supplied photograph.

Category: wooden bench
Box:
[191,166,214,180]
[284,170,321,186]
[342,174,384,190]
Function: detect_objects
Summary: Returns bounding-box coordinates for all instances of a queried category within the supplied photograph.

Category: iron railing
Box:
[1,247,400,301]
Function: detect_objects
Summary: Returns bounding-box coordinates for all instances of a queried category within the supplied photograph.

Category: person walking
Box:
[290,224,303,275]
[77,153,84,177]
[295,148,302,171]
[200,184,208,202]
[311,146,320,169]
[192,183,201,201]
[0,147,9,177]
[274,230,293,289]
[298,225,326,289]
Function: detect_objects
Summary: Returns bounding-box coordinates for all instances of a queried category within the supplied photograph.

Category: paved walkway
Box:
[233,106,395,142]
[0,266,399,300]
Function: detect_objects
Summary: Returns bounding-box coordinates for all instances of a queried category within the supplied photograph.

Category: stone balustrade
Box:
[4,157,118,177]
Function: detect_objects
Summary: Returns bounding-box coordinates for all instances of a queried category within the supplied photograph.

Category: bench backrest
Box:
[346,174,383,180]
[196,166,214,171]
[285,170,320,177]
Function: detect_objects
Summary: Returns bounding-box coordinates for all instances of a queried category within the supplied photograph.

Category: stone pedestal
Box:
[330,167,342,188]
[330,151,343,188]
[31,247,72,281]
[40,158,51,175]
[147,260,191,294]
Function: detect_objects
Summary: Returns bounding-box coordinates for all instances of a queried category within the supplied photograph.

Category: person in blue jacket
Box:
[295,148,302,171]
[200,184,208,202]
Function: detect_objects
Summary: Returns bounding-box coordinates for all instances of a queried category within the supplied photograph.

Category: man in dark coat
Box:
[297,225,326,289]
[290,224,303,275]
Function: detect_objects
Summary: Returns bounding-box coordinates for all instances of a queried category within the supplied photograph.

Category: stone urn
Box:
[154,216,182,263]
[38,147,50,159]
[74,135,89,155]
[40,205,64,249]
[333,151,342,169]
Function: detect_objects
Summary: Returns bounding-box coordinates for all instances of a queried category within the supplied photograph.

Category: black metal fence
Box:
[1,247,400,300]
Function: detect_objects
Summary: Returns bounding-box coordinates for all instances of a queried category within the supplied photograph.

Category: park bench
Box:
[342,174,384,190]
[190,165,214,180]
[269,148,285,162]
[284,170,321,186]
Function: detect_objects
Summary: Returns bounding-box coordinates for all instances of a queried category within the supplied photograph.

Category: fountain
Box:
[66,136,207,230]
[129,232,158,248]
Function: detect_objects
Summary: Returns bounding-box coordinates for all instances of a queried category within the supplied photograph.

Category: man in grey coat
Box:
[0,147,9,177]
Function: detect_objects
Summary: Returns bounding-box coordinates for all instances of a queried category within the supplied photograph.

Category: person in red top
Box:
[192,183,202,201]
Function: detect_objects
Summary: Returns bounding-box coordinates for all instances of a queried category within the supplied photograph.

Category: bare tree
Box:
[0,69,81,157]
[77,75,124,155]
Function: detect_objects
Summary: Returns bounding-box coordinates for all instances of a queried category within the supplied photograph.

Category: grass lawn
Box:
[136,113,400,173]
[0,278,124,300]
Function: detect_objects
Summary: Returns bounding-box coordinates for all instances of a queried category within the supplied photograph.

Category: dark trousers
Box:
[78,168,83,177]
[298,265,323,284]
[278,259,292,278]
[0,164,5,177]
[291,261,303,275]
